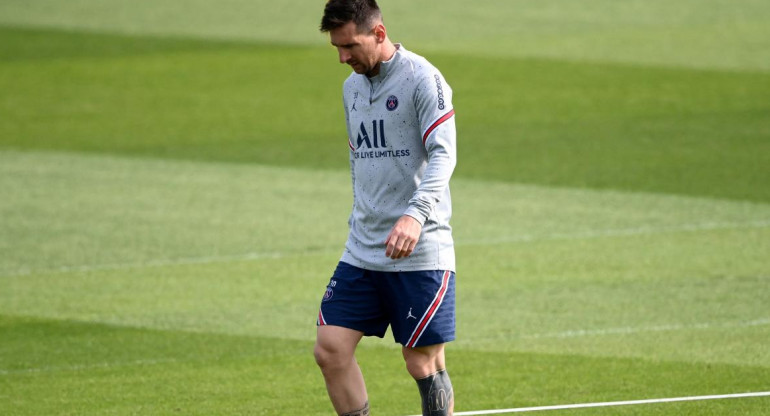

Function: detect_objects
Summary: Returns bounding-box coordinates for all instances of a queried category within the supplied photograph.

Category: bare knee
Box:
[314,340,351,373]
[313,342,335,369]
[315,326,362,372]
[403,344,446,379]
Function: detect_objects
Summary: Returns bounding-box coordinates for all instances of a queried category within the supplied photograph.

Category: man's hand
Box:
[384,215,423,259]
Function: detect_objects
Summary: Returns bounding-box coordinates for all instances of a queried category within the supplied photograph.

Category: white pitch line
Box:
[418,392,770,416]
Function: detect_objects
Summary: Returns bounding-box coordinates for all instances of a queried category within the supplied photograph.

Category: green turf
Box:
[1,151,768,415]
[1,0,769,70]
[1,1,769,414]
[1,26,768,201]
[3,316,769,415]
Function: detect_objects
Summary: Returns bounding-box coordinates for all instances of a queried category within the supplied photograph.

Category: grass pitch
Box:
[1,1,769,415]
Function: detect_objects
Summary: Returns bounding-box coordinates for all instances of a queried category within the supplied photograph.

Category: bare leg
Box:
[315,325,369,415]
[403,344,454,415]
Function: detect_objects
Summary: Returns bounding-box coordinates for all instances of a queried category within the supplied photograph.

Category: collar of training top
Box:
[369,43,403,81]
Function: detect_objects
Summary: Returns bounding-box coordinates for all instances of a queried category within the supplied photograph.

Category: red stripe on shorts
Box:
[406,270,451,348]
[317,309,326,326]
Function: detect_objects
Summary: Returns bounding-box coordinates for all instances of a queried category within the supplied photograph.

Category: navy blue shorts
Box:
[317,262,456,348]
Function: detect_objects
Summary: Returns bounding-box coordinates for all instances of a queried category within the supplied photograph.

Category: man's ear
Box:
[373,24,387,43]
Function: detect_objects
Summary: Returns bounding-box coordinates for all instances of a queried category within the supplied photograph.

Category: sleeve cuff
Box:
[403,207,427,226]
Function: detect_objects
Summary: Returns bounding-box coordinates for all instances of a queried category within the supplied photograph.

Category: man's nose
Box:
[338,48,350,64]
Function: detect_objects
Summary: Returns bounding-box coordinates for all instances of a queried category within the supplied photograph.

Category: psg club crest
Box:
[386,95,399,111]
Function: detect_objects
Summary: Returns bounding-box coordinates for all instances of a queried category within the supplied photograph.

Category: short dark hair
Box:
[320,0,382,33]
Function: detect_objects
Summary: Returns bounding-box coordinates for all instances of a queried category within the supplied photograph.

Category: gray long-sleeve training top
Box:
[339,44,457,272]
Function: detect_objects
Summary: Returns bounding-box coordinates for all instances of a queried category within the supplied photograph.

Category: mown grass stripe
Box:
[509,318,770,340]
[2,219,767,278]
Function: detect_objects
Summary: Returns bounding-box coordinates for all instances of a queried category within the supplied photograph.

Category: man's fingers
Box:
[385,234,412,259]
[385,232,399,258]
[384,215,423,259]
[405,239,417,257]
[389,236,407,259]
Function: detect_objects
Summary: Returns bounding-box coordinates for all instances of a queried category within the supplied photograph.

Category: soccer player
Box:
[314,1,458,415]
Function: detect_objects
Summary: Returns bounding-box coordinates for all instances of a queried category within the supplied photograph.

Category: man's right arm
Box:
[343,85,357,219]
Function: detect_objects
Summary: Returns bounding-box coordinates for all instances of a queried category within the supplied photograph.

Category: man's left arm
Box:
[385,70,457,259]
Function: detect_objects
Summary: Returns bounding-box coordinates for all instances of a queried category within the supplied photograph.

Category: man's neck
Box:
[367,40,397,78]
[381,40,397,63]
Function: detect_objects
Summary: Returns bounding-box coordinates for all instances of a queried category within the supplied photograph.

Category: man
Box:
[314,1,457,415]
